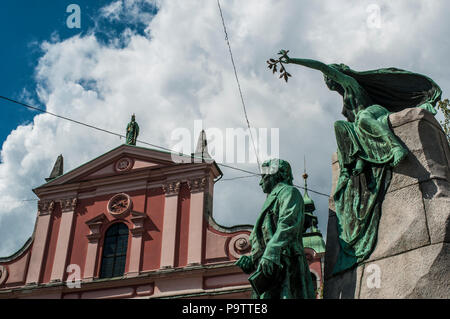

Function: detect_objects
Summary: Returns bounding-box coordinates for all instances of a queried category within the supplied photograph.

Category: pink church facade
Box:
[0,143,324,299]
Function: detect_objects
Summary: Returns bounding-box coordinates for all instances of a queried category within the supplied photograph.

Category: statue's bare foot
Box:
[391,147,408,167]
[352,159,365,176]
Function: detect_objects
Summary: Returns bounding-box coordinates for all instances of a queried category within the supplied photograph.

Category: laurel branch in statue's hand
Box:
[266,50,292,82]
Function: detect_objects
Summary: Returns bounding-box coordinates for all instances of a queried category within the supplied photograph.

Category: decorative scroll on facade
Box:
[228,234,250,259]
[37,200,55,216]
[162,181,181,196]
[0,265,8,286]
[187,177,207,193]
[59,197,78,213]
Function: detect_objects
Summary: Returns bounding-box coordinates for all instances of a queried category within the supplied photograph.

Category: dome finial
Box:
[302,156,315,213]
[302,155,309,192]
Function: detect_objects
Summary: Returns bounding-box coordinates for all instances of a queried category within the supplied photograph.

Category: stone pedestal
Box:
[324,108,450,299]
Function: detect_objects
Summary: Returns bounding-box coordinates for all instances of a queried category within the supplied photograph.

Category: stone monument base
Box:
[324,108,450,299]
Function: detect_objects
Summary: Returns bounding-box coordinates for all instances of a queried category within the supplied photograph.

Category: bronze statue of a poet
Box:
[236,159,316,299]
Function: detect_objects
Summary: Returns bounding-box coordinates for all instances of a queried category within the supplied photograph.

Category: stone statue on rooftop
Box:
[268,50,443,274]
[126,114,139,146]
[235,158,316,299]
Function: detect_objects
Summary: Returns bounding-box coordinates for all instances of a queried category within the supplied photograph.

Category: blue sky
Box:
[0,0,156,145]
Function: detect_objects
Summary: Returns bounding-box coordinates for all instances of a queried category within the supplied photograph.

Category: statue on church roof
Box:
[126,114,139,146]
[235,158,316,299]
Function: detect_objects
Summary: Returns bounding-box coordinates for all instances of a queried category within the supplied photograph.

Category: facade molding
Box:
[187,177,208,193]
[162,180,181,197]
[37,200,55,216]
[59,197,78,213]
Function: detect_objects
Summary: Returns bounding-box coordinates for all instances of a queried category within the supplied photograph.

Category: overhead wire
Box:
[0,95,330,199]
[0,95,257,176]
[1,3,334,206]
[216,0,261,173]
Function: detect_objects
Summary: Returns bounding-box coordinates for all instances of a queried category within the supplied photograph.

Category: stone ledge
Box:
[388,149,449,194]
[389,107,444,132]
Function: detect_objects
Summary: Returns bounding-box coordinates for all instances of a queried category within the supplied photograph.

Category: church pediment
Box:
[34,144,201,190]
[82,156,162,180]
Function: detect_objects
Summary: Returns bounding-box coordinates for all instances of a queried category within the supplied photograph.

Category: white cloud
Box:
[1,0,450,256]
[100,0,156,25]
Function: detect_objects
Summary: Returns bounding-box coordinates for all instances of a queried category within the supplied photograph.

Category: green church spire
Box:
[301,163,326,254]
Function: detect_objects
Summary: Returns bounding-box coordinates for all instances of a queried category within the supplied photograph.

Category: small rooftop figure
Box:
[126,114,139,146]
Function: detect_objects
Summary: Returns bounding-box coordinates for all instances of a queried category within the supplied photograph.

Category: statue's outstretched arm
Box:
[280,54,354,88]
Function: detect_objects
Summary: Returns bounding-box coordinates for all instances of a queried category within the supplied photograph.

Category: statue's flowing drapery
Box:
[331,66,442,274]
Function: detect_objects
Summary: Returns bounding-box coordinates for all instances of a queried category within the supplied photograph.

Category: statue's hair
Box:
[261,158,294,186]
[323,63,349,97]
[329,63,351,72]
[323,63,442,113]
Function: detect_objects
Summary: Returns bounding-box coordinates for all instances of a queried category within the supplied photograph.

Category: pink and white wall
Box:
[0,144,323,299]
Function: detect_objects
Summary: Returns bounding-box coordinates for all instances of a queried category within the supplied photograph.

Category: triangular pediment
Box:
[34,144,202,190]
[83,157,162,180]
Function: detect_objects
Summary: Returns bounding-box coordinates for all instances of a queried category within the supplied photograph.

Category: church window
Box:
[100,223,129,278]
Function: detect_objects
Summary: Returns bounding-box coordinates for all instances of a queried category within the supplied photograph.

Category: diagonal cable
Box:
[216,0,261,173]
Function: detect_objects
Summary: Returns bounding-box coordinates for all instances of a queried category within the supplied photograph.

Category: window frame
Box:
[99,222,130,279]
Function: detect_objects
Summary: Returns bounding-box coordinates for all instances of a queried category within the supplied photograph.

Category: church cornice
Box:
[34,144,221,192]
[0,261,245,298]
[33,162,217,199]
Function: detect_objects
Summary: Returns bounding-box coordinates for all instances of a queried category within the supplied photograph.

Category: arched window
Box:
[100,223,129,278]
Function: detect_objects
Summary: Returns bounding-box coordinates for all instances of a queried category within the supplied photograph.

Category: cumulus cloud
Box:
[100,0,157,25]
[1,0,449,256]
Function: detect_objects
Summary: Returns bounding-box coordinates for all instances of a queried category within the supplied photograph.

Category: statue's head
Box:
[259,159,293,194]
[131,114,136,122]
[323,64,349,96]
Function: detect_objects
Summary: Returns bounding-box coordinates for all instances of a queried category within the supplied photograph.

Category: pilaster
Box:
[25,200,55,285]
[50,197,78,282]
[186,177,207,266]
[159,181,181,268]
[127,211,146,277]
[83,214,107,281]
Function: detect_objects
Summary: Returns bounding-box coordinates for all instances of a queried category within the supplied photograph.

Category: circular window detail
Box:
[107,193,132,218]
[115,157,134,172]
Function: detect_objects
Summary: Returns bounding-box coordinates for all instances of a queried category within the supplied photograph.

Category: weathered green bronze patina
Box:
[236,159,316,299]
[126,114,139,145]
[272,50,442,274]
